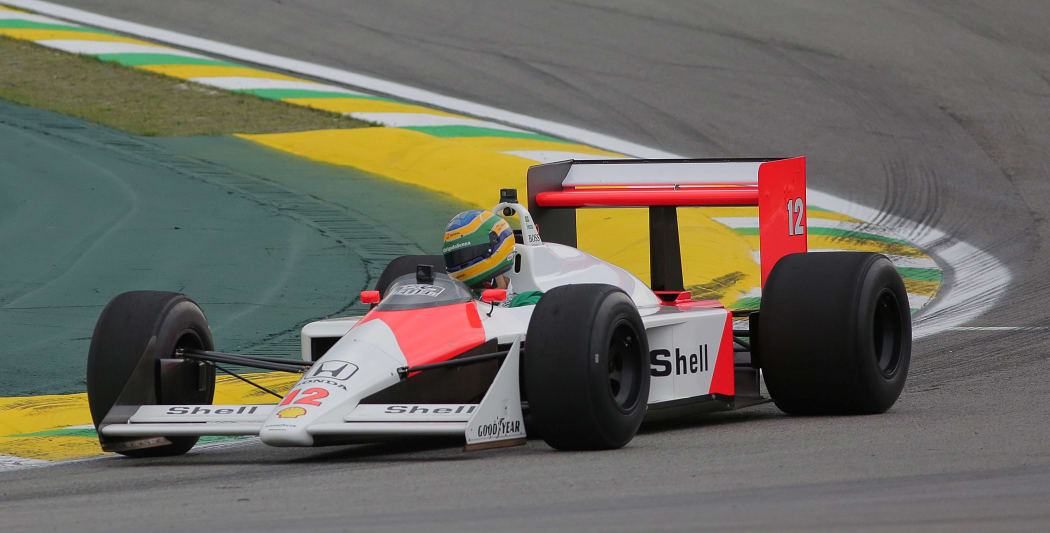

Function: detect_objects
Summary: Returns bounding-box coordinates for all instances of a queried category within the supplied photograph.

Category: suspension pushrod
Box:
[180,349,308,373]
[397,350,510,379]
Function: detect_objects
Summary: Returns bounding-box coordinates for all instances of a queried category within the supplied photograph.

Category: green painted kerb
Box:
[896,267,942,282]
[0,19,111,33]
[402,125,567,143]
[95,53,240,67]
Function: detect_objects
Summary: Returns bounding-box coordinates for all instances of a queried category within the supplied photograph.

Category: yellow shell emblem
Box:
[277,407,307,418]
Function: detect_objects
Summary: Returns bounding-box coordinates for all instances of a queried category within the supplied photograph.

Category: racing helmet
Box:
[442,209,515,288]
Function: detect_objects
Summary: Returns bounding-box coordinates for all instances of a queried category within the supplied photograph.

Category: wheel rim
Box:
[174,328,205,354]
[607,320,642,411]
[872,288,903,377]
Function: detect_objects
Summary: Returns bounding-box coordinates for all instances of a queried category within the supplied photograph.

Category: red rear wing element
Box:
[527,157,807,290]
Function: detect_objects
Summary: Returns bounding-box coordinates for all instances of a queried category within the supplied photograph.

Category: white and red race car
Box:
[87,157,911,456]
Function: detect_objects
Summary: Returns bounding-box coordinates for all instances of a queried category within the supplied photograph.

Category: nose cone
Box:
[260,319,407,447]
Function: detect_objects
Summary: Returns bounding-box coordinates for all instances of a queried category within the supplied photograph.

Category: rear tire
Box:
[375,255,446,296]
[87,291,216,457]
[759,252,911,415]
[524,284,650,450]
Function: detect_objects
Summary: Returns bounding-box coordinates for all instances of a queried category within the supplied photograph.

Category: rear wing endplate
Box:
[526,157,807,290]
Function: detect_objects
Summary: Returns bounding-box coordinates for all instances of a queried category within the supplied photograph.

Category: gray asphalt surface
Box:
[3,1,1050,531]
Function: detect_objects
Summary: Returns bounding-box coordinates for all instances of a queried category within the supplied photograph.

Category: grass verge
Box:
[0,35,368,136]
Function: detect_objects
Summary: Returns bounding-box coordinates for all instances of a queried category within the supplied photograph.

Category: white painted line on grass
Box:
[7,0,1011,338]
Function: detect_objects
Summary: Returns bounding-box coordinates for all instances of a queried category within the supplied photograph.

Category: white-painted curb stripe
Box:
[35,39,203,56]
[5,0,1010,338]
[503,150,629,163]
[0,453,51,472]
[3,0,679,159]
[188,76,364,93]
[346,112,527,132]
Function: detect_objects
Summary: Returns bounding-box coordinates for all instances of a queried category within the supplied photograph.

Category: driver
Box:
[442,209,542,307]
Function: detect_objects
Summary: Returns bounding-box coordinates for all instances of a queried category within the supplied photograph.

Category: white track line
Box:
[6,0,1011,338]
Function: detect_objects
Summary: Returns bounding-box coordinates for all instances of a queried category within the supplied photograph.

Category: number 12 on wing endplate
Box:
[786,197,805,236]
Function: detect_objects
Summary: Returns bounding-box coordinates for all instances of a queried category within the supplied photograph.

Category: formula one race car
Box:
[87,157,912,456]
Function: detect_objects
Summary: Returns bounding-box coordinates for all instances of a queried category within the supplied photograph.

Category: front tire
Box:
[87,291,216,457]
[759,252,911,415]
[524,284,650,450]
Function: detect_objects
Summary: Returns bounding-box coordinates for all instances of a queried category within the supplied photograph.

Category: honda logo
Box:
[310,360,359,381]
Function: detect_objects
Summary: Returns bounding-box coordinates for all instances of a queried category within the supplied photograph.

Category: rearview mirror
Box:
[360,290,380,304]
[481,289,507,304]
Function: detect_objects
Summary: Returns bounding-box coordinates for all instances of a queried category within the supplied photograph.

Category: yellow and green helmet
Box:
[442,210,515,288]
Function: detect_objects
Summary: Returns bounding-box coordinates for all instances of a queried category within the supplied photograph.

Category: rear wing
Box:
[526,157,807,291]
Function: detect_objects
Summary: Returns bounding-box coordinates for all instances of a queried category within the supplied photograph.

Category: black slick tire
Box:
[87,291,216,457]
[759,252,911,415]
[524,284,650,450]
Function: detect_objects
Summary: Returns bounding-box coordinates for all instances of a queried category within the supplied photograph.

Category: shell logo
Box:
[277,407,307,418]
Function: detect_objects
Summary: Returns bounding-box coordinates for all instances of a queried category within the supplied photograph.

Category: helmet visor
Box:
[443,242,493,270]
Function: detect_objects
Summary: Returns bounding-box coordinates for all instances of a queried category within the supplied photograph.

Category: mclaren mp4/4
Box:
[87,157,912,456]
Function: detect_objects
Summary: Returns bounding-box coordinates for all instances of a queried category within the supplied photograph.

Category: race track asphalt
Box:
[3,1,1049,530]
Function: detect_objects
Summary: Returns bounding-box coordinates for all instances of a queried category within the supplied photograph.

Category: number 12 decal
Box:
[279,387,329,406]
[786,197,805,236]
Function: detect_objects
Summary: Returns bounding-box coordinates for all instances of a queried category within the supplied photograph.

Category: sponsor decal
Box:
[392,284,445,297]
[310,360,359,381]
[442,240,471,251]
[277,407,307,419]
[650,344,710,377]
[475,416,521,439]
[384,405,477,415]
[165,405,262,416]
[299,377,348,391]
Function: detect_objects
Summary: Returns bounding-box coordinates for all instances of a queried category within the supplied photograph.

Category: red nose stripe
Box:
[359,303,486,366]
[707,313,736,396]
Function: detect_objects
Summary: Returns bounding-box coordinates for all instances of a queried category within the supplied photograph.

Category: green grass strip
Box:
[730,297,761,309]
[236,88,396,101]
[895,266,943,282]
[401,125,566,142]
[9,427,97,438]
[0,19,110,33]
[95,53,240,67]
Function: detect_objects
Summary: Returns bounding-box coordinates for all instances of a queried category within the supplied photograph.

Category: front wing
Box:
[99,342,527,450]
